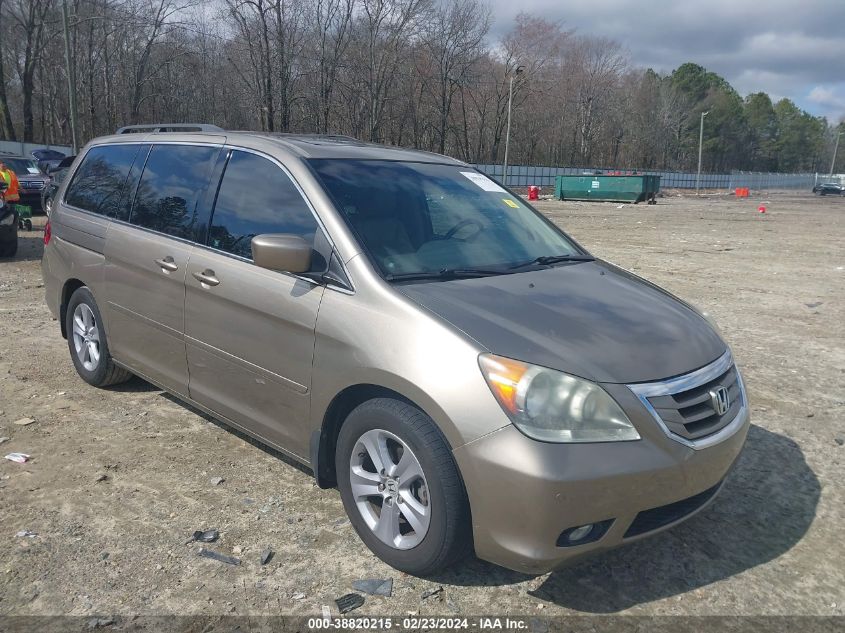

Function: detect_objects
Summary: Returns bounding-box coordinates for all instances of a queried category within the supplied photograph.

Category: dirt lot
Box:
[0,192,843,618]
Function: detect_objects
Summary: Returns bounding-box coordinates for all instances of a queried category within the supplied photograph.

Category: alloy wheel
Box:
[72,303,101,371]
[349,428,431,549]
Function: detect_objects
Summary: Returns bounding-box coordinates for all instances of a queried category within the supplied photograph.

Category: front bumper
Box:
[453,381,749,574]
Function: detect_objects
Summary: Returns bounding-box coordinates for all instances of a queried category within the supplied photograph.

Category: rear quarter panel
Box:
[43,198,111,331]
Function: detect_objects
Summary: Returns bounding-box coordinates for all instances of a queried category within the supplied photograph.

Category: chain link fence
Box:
[473,164,828,191]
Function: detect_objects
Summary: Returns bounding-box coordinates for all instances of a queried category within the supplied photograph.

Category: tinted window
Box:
[130,144,218,240]
[208,151,318,260]
[64,145,140,216]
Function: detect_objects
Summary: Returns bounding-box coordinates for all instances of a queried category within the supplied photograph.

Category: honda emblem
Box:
[709,386,730,416]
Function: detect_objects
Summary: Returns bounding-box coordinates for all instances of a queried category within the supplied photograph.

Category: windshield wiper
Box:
[508,254,595,270]
[385,268,508,282]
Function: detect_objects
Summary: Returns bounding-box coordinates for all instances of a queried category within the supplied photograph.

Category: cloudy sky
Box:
[489,0,845,123]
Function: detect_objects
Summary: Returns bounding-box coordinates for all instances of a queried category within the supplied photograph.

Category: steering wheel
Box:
[443,219,484,241]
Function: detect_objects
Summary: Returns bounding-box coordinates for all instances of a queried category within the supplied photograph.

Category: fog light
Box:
[556,519,613,547]
[567,525,593,542]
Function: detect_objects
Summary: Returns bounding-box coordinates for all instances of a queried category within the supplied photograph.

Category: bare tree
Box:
[0,0,17,139]
[489,13,569,162]
[355,0,429,142]
[570,36,626,164]
[420,0,489,154]
[8,0,53,140]
[0,1,834,173]
[228,0,275,130]
[308,0,355,134]
[270,0,306,131]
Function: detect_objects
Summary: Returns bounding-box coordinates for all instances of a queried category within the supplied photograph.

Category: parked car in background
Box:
[41,155,76,215]
[1,156,48,211]
[812,183,845,196]
[32,148,67,174]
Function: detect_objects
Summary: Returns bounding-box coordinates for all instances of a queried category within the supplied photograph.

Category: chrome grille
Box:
[627,350,747,448]
[646,365,741,440]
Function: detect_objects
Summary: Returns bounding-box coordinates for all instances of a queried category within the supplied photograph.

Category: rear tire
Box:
[65,286,133,387]
[336,398,472,576]
[0,226,17,258]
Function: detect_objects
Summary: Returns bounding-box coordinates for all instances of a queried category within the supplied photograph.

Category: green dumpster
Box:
[555,175,660,204]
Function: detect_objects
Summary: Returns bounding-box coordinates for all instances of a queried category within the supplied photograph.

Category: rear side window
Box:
[207,150,318,260]
[129,144,219,240]
[64,145,140,217]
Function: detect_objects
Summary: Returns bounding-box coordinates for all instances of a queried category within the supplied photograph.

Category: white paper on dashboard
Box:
[460,171,507,193]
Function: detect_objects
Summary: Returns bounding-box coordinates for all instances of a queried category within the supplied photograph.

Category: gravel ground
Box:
[0,192,843,617]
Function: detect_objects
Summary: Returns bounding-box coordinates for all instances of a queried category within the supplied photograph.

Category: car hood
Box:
[397,260,727,384]
[17,173,47,183]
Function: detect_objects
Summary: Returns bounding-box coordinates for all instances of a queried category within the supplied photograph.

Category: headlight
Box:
[478,354,640,443]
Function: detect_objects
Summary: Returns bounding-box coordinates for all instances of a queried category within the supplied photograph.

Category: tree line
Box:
[1,0,842,173]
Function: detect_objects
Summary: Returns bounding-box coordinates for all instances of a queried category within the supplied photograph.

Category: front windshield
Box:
[3,158,42,175]
[309,159,583,277]
[34,150,64,160]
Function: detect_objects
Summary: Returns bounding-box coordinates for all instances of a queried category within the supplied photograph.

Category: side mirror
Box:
[251,234,312,274]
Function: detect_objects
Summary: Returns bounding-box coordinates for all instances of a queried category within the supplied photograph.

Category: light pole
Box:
[61,0,79,153]
[695,110,709,195]
[502,65,524,186]
[829,130,844,177]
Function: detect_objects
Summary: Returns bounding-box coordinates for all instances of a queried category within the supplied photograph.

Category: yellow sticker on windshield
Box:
[502,198,519,208]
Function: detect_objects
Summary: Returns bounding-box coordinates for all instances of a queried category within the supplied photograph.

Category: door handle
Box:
[155,256,179,272]
[192,269,220,287]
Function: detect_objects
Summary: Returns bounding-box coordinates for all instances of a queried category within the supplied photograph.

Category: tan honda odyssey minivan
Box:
[42,128,749,575]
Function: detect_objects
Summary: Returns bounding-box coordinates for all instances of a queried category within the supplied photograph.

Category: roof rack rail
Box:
[258,132,368,145]
[116,123,225,134]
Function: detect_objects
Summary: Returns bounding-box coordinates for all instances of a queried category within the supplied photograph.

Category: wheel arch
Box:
[311,383,455,489]
[59,278,87,339]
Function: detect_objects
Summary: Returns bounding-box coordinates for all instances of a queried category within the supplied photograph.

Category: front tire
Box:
[336,398,471,576]
[65,287,132,387]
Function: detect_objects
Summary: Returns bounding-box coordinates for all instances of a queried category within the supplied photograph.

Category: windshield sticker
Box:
[502,198,519,208]
[460,171,506,193]
[27,167,40,174]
